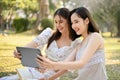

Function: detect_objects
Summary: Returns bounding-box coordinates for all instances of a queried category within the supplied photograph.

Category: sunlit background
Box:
[0,0,120,80]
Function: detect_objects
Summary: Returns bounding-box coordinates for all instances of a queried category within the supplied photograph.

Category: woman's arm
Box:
[14,40,40,59]
[14,28,53,59]
[37,33,104,70]
[37,45,79,80]
[46,47,78,80]
[25,41,39,48]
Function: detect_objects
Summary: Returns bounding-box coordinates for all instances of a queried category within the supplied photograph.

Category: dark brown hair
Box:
[69,7,99,35]
[47,8,79,48]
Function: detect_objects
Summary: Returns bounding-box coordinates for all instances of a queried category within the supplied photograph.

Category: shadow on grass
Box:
[0,71,17,77]
[0,63,21,77]
[106,64,120,80]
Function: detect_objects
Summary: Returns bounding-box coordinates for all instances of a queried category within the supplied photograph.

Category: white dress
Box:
[0,28,81,80]
[74,38,108,80]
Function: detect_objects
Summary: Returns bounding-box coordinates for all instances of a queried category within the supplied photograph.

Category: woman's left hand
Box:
[36,55,55,70]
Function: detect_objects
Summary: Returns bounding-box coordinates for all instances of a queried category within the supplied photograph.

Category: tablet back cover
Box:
[16,47,40,68]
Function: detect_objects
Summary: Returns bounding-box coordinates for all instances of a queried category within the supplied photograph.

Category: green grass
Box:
[104,37,120,80]
[0,33,120,80]
[0,33,36,77]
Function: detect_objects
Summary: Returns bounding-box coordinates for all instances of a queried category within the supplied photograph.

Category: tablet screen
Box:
[16,47,42,68]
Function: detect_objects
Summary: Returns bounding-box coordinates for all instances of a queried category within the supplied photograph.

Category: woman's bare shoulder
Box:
[90,32,103,39]
[90,32,104,48]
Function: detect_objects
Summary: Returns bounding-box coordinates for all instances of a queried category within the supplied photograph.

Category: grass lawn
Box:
[0,32,120,80]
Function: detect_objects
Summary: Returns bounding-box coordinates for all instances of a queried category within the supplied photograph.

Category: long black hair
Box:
[47,8,79,48]
[68,7,99,35]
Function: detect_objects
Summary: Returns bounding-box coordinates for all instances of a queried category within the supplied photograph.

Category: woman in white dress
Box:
[37,7,108,80]
[0,8,80,80]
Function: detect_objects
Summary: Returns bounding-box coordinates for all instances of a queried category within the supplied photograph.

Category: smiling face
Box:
[71,13,89,36]
[54,15,69,34]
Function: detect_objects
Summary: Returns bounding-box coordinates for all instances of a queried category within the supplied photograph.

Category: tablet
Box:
[16,47,42,68]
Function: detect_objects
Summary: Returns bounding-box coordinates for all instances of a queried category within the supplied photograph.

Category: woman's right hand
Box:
[13,50,22,59]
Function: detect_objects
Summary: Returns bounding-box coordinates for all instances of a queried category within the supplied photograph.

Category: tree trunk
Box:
[117,15,120,37]
[33,0,49,33]
[40,0,49,19]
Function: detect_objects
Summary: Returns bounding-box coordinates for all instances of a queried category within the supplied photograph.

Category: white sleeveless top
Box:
[33,28,81,79]
[33,28,81,61]
[75,39,108,80]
